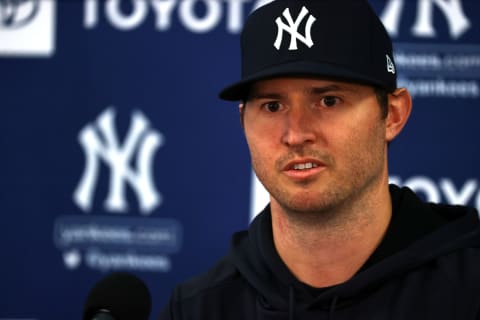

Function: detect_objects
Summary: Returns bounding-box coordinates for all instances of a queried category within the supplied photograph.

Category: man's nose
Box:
[281,107,316,147]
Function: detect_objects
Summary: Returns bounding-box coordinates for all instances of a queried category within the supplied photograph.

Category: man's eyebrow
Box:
[309,84,346,95]
[247,84,356,101]
[247,92,284,101]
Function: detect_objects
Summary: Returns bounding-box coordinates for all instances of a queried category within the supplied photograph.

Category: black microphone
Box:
[83,272,152,320]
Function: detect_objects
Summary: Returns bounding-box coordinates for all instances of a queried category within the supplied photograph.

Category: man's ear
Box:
[385,88,412,142]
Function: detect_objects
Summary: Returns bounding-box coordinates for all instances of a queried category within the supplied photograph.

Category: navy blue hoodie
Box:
[158,185,480,319]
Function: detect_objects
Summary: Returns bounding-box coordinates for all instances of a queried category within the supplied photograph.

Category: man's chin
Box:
[277,194,340,215]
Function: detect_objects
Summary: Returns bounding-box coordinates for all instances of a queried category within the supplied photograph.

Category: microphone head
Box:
[83,272,152,320]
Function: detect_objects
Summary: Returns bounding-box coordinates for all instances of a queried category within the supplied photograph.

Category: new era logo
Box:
[386,54,395,74]
[0,0,56,57]
[274,6,316,51]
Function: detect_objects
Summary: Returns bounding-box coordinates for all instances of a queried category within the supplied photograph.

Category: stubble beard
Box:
[252,140,386,228]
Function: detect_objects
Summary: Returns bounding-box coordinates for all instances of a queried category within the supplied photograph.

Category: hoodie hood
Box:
[228,185,480,318]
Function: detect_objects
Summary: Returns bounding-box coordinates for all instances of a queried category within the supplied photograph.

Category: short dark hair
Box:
[374,86,389,119]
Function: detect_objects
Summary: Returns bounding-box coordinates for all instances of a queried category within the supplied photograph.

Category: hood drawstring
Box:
[328,295,338,320]
[288,286,295,320]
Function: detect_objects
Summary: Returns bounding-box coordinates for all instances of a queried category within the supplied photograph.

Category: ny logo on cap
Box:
[386,54,396,74]
[274,6,316,51]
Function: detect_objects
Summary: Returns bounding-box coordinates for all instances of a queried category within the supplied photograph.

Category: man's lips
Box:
[283,159,326,171]
[282,159,327,180]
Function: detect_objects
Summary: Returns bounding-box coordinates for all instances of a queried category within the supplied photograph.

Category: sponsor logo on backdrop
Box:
[83,0,274,33]
[0,0,56,56]
[0,0,39,28]
[54,107,182,273]
[378,0,479,99]
[389,176,480,207]
[250,175,480,221]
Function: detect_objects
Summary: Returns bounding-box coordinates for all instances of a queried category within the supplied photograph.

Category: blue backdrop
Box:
[1,0,479,319]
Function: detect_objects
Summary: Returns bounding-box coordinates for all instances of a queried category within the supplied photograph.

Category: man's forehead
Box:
[248,77,370,97]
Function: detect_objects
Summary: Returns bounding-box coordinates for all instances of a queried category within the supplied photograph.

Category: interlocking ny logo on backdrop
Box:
[73,108,164,215]
[0,0,56,56]
[274,6,316,51]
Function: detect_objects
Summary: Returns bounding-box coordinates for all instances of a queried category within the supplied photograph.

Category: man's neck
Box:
[270,183,392,288]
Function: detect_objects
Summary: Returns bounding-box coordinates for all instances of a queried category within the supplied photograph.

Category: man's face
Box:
[242,77,390,214]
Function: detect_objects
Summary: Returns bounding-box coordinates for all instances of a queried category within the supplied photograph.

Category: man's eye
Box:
[322,96,339,107]
[263,102,282,112]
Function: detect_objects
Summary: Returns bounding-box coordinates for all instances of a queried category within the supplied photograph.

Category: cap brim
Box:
[219,61,391,101]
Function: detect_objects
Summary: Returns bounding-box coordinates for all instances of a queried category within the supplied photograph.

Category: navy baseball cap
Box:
[219,0,397,101]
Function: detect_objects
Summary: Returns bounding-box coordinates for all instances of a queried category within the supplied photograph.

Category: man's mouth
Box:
[281,158,328,181]
[284,159,326,171]
[292,162,319,170]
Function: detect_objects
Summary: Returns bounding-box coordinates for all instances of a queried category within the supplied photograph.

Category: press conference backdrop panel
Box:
[1,0,479,319]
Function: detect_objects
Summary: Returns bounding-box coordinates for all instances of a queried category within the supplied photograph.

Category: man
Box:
[159,0,480,319]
